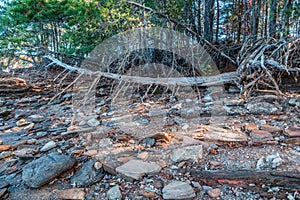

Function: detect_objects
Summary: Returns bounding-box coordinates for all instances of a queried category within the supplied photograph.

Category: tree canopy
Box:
[0,0,299,69]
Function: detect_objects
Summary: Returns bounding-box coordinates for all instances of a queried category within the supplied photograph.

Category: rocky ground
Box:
[0,68,300,200]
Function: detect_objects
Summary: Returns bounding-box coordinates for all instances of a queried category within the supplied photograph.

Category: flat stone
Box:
[36,131,48,138]
[285,128,300,137]
[24,123,35,131]
[106,185,122,200]
[16,119,31,127]
[19,96,38,103]
[15,148,35,160]
[71,159,104,187]
[116,159,161,181]
[40,141,57,152]
[62,93,72,100]
[102,158,123,175]
[29,114,45,123]
[59,188,85,200]
[207,188,221,198]
[202,185,213,191]
[182,136,202,146]
[27,139,37,145]
[87,118,100,127]
[22,152,76,188]
[170,145,203,163]
[0,145,10,152]
[289,98,297,106]
[260,124,282,133]
[245,123,258,131]
[162,181,196,199]
[210,161,221,167]
[0,151,13,160]
[141,191,156,198]
[250,130,273,140]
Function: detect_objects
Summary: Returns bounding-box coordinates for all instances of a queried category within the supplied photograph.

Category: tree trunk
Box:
[250,0,261,40]
[215,0,220,41]
[282,0,292,37]
[197,0,202,36]
[237,0,242,43]
[204,0,214,42]
[243,0,250,39]
[264,0,268,37]
[269,0,277,38]
[187,169,300,189]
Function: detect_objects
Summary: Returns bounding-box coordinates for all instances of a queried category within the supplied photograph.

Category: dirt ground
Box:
[0,67,300,200]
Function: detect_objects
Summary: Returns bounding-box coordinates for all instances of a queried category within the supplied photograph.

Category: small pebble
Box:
[94,162,103,170]
[40,141,57,152]
[207,188,221,198]
[202,185,213,191]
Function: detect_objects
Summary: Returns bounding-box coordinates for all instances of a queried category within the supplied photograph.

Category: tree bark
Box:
[282,0,292,37]
[250,0,261,40]
[237,0,242,43]
[44,56,240,87]
[215,0,220,41]
[197,0,202,36]
[187,169,300,189]
[204,0,214,42]
[269,0,277,38]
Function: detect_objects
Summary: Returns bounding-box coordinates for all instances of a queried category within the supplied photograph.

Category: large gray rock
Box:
[107,185,122,200]
[170,145,203,163]
[22,152,76,188]
[116,159,161,181]
[71,159,104,187]
[162,181,196,199]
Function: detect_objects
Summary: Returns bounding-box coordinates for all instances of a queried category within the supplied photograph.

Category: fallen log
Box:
[44,56,239,87]
[186,169,300,189]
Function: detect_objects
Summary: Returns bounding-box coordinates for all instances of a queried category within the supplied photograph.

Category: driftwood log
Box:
[184,169,300,189]
[44,55,239,87]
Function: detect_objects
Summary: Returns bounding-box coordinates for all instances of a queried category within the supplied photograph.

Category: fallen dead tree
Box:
[186,169,300,189]
[44,55,239,89]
